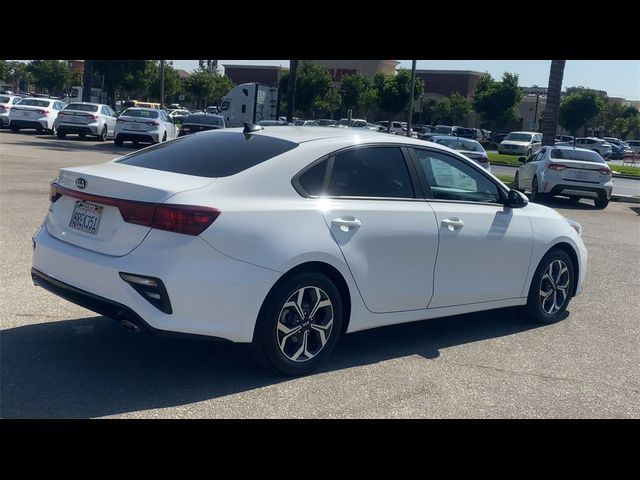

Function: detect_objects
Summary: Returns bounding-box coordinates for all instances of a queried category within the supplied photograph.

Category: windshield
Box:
[550,148,605,163]
[506,133,533,142]
[65,103,99,112]
[19,99,50,107]
[436,138,484,152]
[121,109,159,118]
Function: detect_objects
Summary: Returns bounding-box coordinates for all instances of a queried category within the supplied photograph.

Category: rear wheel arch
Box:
[254,261,352,342]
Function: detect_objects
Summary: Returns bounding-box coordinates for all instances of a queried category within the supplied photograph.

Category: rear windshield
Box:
[116,132,298,177]
[436,138,483,152]
[185,114,224,126]
[122,109,158,118]
[434,126,452,134]
[65,103,99,112]
[0,96,10,103]
[550,148,604,163]
[19,99,50,107]
[506,133,533,142]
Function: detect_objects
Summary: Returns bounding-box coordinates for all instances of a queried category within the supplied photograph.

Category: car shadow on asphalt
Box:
[528,196,599,210]
[0,306,545,418]
[4,134,144,154]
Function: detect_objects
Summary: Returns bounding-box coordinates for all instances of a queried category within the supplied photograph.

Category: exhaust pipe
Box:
[119,319,142,333]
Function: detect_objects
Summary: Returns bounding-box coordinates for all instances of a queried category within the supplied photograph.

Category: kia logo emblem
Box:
[75,178,87,189]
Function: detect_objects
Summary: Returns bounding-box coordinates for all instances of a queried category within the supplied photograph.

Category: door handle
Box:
[441,218,464,231]
[331,217,362,231]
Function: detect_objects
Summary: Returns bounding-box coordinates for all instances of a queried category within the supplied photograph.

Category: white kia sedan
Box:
[114,107,177,146]
[514,145,613,208]
[32,126,587,375]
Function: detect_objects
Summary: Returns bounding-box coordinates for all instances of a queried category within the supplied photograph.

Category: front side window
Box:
[413,149,502,203]
[327,147,414,199]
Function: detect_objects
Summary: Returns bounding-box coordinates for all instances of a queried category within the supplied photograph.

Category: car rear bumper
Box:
[115,132,159,143]
[9,119,48,130]
[32,225,280,342]
[57,123,100,135]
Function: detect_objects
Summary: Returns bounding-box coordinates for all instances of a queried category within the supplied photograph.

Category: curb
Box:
[611,194,640,204]
[490,161,640,181]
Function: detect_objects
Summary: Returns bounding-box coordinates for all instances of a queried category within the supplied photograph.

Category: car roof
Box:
[509,131,537,134]
[123,107,161,112]
[548,145,596,154]
[217,126,455,150]
[65,102,105,107]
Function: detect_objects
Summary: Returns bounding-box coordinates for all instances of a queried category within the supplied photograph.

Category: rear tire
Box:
[98,125,107,142]
[513,172,521,191]
[525,249,575,324]
[162,131,167,142]
[251,271,343,376]
[594,198,609,209]
[530,176,545,202]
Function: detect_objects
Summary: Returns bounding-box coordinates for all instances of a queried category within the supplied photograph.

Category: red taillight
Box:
[146,121,160,126]
[599,167,612,175]
[85,114,99,120]
[0,105,6,111]
[49,183,220,235]
[547,164,567,171]
[37,109,49,115]
[116,118,126,123]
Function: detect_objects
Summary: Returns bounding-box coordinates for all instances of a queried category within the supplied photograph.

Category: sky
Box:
[172,60,640,100]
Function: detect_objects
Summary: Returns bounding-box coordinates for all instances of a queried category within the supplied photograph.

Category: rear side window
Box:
[116,132,298,177]
[327,147,414,198]
[298,160,328,196]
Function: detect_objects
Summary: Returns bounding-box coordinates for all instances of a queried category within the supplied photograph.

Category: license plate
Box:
[573,171,589,180]
[70,116,84,123]
[131,123,143,130]
[69,200,103,235]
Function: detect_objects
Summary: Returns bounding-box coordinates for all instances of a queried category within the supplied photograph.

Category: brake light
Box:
[599,167,612,175]
[49,183,220,235]
[85,114,99,120]
[146,121,160,126]
[547,164,567,171]
[37,109,49,115]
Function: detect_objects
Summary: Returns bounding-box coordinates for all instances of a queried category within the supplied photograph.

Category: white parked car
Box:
[557,137,612,157]
[625,140,640,154]
[114,107,177,146]
[0,94,24,128]
[431,135,491,171]
[498,131,542,156]
[514,145,613,208]
[32,126,587,375]
[55,102,118,141]
[8,97,66,134]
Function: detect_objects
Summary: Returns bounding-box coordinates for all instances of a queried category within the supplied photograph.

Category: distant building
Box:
[67,60,84,74]
[416,70,484,101]
[175,69,191,80]
[310,60,399,81]
[222,64,287,87]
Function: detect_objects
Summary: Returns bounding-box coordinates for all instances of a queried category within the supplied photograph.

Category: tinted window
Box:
[413,149,501,203]
[327,147,414,198]
[241,104,246,114]
[185,114,225,126]
[0,96,10,103]
[550,148,604,163]
[121,109,159,118]
[117,132,298,177]
[298,160,327,196]
[66,103,99,112]
[19,99,50,107]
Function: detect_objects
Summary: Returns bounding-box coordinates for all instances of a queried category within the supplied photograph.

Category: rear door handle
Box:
[331,217,362,231]
[441,218,464,231]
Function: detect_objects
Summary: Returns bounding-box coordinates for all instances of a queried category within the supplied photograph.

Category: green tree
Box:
[473,72,523,130]
[435,97,451,124]
[340,73,377,118]
[279,61,335,118]
[419,97,439,124]
[4,61,32,92]
[0,60,9,81]
[93,60,148,108]
[27,60,70,95]
[374,69,424,120]
[558,89,605,136]
[541,60,565,146]
[184,69,234,108]
[448,92,471,125]
[148,62,181,102]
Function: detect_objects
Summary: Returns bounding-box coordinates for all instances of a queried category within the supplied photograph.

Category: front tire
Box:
[594,198,609,209]
[98,125,107,142]
[525,249,575,324]
[251,271,343,376]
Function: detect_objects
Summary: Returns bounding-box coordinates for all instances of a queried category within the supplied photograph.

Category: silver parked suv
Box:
[55,102,118,141]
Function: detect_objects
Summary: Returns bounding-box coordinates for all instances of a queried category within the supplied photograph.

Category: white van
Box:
[219,83,278,127]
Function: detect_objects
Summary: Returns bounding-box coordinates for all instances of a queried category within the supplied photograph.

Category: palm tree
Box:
[541,60,566,146]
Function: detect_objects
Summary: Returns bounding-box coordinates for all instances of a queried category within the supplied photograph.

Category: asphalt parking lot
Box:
[1,130,639,418]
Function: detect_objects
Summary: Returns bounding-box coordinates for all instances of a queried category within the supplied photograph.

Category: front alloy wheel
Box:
[526,249,574,324]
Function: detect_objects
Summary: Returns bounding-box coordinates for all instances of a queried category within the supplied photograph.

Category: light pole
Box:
[160,60,165,108]
[407,60,416,137]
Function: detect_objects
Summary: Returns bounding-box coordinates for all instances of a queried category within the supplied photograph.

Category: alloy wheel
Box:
[276,286,334,362]
[539,259,570,315]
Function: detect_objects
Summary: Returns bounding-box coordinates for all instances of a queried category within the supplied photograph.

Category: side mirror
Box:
[506,189,528,208]
[518,156,526,163]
